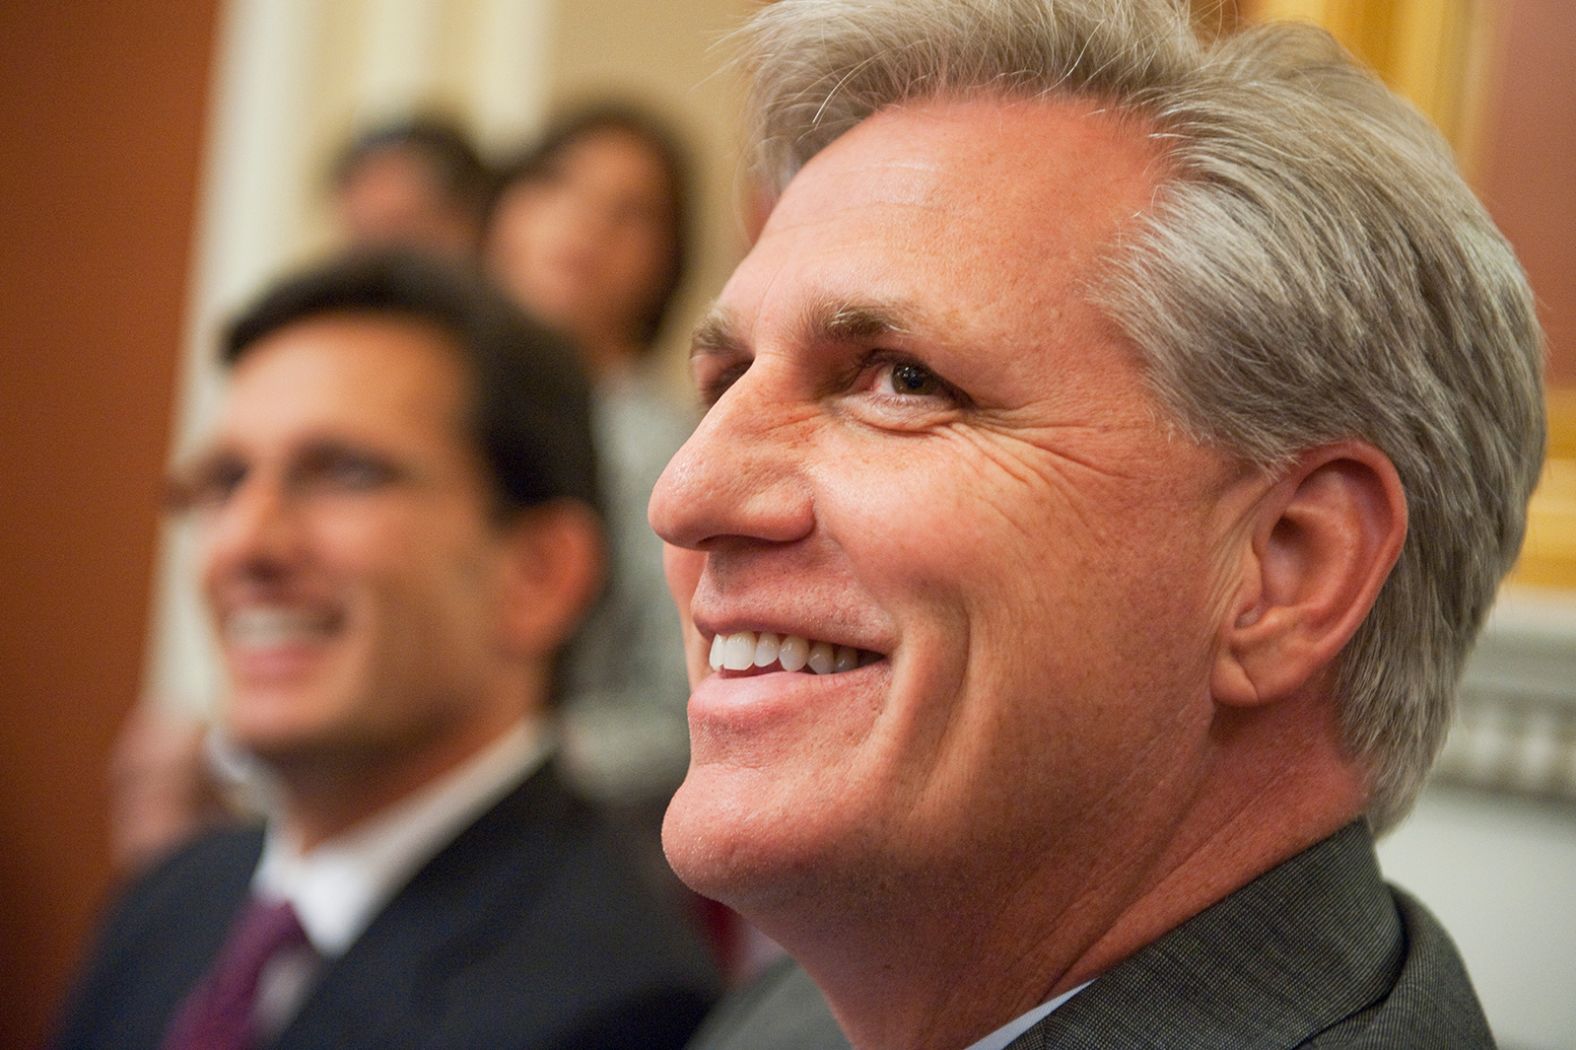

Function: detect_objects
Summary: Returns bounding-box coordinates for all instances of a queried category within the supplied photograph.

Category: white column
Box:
[144,0,324,709]
[353,0,446,123]
[468,0,556,152]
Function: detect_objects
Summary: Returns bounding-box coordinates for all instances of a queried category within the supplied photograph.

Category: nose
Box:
[550,184,612,250]
[199,473,305,589]
[649,369,815,552]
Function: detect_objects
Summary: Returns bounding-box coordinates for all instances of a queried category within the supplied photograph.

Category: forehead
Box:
[340,148,445,199]
[218,314,469,447]
[722,95,1162,357]
[552,128,671,193]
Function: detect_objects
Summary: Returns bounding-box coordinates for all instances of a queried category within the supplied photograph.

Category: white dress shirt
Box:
[247,719,551,1035]
[962,981,1093,1050]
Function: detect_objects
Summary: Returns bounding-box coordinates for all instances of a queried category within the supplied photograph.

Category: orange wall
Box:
[1476,0,1576,387]
[0,3,218,1046]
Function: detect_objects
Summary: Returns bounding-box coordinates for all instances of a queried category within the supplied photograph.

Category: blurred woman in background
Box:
[486,103,697,814]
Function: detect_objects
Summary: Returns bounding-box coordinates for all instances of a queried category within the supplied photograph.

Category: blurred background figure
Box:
[104,103,700,885]
[487,104,686,377]
[54,252,720,1050]
[102,114,501,881]
[486,103,696,812]
[329,116,492,259]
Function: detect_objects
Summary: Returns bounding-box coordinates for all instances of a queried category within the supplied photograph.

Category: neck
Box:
[274,718,522,852]
[748,702,1366,1050]
[269,671,546,851]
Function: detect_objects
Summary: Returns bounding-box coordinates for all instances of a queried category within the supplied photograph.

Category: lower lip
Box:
[688,661,887,731]
[226,640,325,684]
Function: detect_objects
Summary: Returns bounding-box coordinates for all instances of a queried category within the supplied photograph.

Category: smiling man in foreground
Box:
[651,2,1545,1049]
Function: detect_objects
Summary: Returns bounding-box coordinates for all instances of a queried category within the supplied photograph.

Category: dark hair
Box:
[224,250,601,519]
[332,116,492,224]
[489,101,693,351]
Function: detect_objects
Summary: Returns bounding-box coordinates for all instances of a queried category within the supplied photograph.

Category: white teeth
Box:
[778,635,809,672]
[723,632,755,671]
[806,641,835,675]
[227,606,334,647]
[705,629,872,675]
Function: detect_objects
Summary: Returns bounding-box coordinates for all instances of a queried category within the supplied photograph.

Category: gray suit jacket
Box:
[688,822,1493,1049]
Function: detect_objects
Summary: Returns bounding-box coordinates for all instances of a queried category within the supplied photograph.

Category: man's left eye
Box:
[326,456,393,488]
[298,449,399,491]
[875,360,945,398]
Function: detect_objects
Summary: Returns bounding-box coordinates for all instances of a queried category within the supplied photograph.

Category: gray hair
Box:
[736,0,1545,831]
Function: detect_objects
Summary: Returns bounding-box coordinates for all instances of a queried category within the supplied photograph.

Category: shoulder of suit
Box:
[1294,886,1496,1049]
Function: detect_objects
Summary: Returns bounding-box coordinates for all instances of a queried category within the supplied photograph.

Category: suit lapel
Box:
[269,761,580,1050]
[125,828,265,1048]
[1007,823,1402,1050]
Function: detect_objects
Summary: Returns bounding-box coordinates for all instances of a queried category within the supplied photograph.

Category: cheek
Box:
[194,529,225,606]
[821,438,1089,632]
[662,545,702,618]
[662,546,708,686]
[496,191,547,237]
[313,512,407,580]
[371,548,508,707]
[606,231,669,300]
[828,438,1212,719]
[320,509,491,608]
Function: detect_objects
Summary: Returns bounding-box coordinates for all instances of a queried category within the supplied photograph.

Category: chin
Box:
[661,762,854,915]
[222,723,309,769]
[661,770,745,899]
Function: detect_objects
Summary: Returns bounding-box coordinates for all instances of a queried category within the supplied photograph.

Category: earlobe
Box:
[498,500,606,658]
[1211,442,1406,708]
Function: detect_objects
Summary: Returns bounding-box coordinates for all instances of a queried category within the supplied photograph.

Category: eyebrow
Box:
[690,294,923,362]
[815,298,913,343]
[691,306,744,361]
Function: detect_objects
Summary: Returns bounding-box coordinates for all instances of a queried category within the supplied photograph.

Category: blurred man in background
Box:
[330,117,491,259]
[107,116,498,876]
[486,103,697,814]
[56,252,718,1050]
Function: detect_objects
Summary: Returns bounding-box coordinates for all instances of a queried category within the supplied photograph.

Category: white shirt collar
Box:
[962,981,1093,1050]
[252,719,550,956]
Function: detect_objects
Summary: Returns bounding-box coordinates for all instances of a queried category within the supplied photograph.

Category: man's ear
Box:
[496,500,606,658]
[1212,441,1406,707]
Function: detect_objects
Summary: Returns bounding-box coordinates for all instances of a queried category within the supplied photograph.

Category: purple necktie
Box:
[161,896,310,1050]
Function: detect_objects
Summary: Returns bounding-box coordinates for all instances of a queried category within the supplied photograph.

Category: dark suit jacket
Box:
[688,823,1493,1049]
[54,760,720,1050]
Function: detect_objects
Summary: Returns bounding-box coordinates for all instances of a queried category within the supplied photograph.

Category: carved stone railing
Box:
[1433,588,1576,803]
